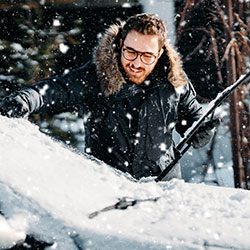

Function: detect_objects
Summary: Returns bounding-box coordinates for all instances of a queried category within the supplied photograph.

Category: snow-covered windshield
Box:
[1,116,250,249]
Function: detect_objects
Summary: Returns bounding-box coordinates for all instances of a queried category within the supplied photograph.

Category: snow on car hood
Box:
[0,115,250,250]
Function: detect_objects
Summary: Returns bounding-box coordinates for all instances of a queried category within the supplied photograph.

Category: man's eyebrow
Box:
[125,45,155,55]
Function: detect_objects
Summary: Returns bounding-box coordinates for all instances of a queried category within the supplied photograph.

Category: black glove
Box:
[0,94,30,118]
[190,117,220,149]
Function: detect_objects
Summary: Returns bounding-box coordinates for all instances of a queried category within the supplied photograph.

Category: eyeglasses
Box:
[122,44,160,65]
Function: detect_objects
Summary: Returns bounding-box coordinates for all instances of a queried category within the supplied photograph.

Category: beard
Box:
[124,64,149,85]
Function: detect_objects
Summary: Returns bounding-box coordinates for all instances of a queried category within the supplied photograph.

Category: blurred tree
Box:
[175,0,250,189]
[0,1,85,149]
[0,1,78,95]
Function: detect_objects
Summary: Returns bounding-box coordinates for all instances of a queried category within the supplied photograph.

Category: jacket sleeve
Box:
[12,62,94,115]
[175,82,203,136]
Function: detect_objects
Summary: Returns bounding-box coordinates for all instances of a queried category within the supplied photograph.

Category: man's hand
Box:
[0,94,30,118]
[190,118,220,149]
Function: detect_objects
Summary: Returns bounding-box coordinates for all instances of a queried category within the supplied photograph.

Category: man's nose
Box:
[132,55,143,68]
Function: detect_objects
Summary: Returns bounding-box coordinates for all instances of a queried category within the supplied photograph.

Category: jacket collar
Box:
[93,23,188,96]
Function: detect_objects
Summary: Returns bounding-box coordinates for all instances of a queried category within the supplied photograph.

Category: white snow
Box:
[59,44,69,54]
[0,215,26,249]
[53,19,61,27]
[122,3,132,8]
[10,43,24,53]
[1,115,250,249]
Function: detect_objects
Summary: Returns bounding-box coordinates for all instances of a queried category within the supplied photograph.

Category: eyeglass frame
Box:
[122,44,161,65]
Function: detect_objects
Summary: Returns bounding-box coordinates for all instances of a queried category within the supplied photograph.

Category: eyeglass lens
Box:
[123,48,156,65]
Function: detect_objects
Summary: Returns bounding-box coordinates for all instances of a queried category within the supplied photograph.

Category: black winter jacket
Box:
[3,23,203,180]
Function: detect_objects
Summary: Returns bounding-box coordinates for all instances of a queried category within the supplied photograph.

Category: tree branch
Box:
[209,25,223,83]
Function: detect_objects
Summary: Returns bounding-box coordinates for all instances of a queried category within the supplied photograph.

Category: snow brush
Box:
[155,70,250,182]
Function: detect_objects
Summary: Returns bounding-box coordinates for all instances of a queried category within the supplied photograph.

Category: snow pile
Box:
[0,115,250,250]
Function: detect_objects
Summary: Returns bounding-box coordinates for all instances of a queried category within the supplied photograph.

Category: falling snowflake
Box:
[59,44,69,54]
[126,113,132,120]
[53,19,61,27]
[181,120,187,126]
[39,84,49,96]
[159,143,167,151]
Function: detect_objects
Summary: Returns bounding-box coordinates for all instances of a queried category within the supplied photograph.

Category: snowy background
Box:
[1,115,250,250]
[180,103,234,187]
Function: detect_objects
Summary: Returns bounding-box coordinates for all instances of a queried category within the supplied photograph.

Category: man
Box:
[0,14,216,180]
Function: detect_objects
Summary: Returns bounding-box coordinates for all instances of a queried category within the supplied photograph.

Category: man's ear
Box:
[159,48,164,57]
[120,39,123,48]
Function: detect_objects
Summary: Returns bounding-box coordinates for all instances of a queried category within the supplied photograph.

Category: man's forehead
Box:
[124,30,160,53]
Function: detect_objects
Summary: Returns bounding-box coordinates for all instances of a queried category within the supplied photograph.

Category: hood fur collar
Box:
[93,23,188,96]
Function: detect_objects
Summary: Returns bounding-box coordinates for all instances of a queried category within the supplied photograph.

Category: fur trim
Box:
[93,23,126,96]
[164,40,189,88]
[93,23,188,96]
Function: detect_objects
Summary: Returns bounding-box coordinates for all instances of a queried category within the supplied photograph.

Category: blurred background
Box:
[0,0,249,188]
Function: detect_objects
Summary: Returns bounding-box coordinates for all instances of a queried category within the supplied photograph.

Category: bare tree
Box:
[175,0,250,188]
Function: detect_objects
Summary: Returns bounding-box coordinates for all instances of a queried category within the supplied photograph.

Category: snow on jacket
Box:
[10,23,203,180]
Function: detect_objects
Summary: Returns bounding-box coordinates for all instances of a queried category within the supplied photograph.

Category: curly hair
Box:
[121,13,167,49]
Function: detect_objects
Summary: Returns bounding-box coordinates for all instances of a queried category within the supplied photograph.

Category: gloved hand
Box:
[0,94,30,118]
[190,117,220,149]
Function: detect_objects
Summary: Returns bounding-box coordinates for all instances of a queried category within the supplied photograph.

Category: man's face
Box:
[120,30,163,85]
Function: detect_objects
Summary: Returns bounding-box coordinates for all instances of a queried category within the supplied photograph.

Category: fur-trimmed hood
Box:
[93,23,188,96]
